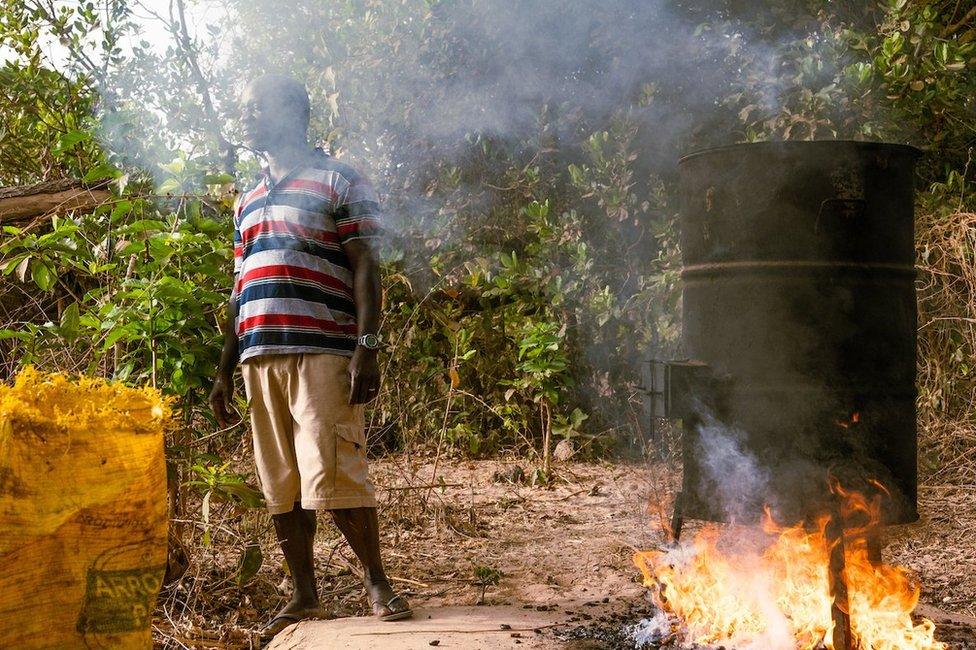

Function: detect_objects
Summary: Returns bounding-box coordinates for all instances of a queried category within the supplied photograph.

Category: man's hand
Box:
[349,347,380,404]
[209,371,236,428]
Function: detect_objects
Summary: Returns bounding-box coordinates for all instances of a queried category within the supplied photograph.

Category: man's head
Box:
[240,74,311,152]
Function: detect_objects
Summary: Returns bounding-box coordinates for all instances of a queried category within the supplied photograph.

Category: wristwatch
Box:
[357,333,382,350]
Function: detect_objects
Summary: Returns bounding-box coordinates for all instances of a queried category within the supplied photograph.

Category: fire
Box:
[837,410,861,429]
[633,484,944,649]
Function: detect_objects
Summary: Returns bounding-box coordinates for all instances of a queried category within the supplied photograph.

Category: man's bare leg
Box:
[331,507,411,617]
[271,503,320,619]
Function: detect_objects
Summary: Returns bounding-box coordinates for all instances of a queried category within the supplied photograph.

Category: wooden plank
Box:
[915,603,976,627]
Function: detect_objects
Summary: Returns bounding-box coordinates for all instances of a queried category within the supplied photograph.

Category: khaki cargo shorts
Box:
[241,353,377,514]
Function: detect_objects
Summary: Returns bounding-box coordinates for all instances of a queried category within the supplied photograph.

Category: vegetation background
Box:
[0,0,974,642]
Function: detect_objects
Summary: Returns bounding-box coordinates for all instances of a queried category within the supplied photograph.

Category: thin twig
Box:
[378,483,463,491]
[943,5,976,37]
[171,0,236,172]
[423,339,460,509]
[349,623,564,636]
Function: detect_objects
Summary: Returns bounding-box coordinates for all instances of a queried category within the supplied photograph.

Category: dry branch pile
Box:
[916,211,976,484]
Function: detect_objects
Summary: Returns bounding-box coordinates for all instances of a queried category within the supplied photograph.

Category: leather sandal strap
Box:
[386,594,409,610]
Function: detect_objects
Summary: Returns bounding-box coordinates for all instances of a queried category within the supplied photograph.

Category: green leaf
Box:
[202,173,235,185]
[3,254,28,277]
[83,163,120,182]
[157,177,181,195]
[110,200,133,222]
[60,302,80,336]
[123,219,168,234]
[235,543,263,586]
[220,482,266,508]
[104,326,131,348]
[148,237,174,262]
[53,129,90,155]
[31,262,55,291]
[159,157,185,174]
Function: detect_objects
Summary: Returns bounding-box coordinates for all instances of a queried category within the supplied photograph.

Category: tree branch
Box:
[0,179,112,224]
[943,5,976,37]
[170,0,238,174]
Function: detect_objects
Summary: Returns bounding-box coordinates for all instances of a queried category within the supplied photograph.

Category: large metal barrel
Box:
[677,141,921,525]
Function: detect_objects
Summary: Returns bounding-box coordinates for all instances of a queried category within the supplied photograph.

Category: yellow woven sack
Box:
[0,368,170,649]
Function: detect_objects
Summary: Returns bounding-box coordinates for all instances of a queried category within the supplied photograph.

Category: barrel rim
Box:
[678,140,924,166]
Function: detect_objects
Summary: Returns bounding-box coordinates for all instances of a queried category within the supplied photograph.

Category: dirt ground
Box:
[885,485,976,618]
[154,457,976,648]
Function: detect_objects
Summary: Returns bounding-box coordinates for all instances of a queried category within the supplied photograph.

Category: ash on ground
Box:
[627,610,675,647]
[557,602,727,649]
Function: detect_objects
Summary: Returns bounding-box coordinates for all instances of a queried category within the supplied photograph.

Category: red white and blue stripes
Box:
[232,152,381,362]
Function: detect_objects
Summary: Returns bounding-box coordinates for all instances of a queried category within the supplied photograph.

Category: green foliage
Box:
[472,565,504,604]
[472,565,503,585]
[722,0,975,199]
[1,0,974,468]
[0,2,115,185]
[0,156,232,399]
[235,543,263,587]
[187,454,265,547]
[0,1,973,619]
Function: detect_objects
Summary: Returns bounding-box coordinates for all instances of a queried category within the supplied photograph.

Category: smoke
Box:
[207,1,830,191]
[38,1,904,437]
[35,0,884,438]
[50,0,875,219]
[66,0,854,243]
[695,414,772,524]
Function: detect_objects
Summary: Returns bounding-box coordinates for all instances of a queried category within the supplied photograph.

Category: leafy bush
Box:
[1,152,232,402]
[0,0,974,471]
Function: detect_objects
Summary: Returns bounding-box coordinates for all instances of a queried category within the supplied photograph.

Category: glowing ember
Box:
[837,411,861,429]
[633,483,944,650]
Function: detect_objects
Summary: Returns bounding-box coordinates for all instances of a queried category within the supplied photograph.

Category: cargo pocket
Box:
[333,423,368,493]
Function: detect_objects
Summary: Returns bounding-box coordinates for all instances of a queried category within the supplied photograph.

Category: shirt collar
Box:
[260,147,331,190]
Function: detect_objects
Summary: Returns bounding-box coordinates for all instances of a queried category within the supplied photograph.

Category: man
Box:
[208,74,411,639]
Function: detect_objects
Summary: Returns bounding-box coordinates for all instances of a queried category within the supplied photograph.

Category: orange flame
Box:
[837,410,861,429]
[633,485,943,649]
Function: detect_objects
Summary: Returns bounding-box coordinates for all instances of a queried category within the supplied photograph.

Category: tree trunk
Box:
[0,179,111,225]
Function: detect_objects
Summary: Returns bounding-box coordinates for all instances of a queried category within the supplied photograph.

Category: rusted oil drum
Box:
[677,141,921,525]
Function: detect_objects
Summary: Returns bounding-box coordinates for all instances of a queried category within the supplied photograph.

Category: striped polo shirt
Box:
[232,149,381,362]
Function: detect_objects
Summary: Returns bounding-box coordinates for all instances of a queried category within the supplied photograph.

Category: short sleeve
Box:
[232,194,243,274]
[334,171,383,244]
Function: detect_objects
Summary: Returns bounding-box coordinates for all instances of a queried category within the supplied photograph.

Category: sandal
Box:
[376,593,413,622]
[259,607,328,641]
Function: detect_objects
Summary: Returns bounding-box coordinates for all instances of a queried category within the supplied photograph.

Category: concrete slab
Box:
[265,605,568,649]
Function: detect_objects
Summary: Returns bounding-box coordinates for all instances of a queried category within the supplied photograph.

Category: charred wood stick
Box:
[826,506,854,650]
[669,491,684,544]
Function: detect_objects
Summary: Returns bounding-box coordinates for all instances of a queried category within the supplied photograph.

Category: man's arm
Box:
[345,239,382,404]
[209,282,240,427]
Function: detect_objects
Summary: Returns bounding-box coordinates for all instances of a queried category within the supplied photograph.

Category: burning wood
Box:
[633,481,945,650]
